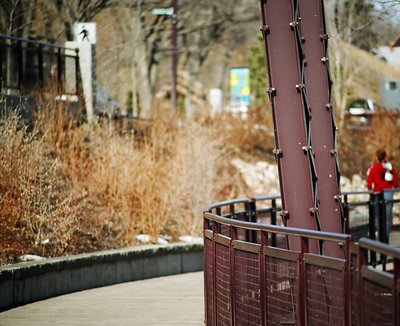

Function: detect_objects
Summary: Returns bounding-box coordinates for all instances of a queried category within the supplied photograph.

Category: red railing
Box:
[203,202,400,326]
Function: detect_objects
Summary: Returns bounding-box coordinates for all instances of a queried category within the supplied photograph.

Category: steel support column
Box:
[298,0,343,258]
[260,0,320,253]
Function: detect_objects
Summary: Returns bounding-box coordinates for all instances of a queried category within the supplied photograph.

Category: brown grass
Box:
[1,98,275,266]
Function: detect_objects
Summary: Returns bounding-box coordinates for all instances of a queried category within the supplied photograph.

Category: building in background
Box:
[375,37,400,68]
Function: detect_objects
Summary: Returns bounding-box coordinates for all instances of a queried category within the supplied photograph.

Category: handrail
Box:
[204,212,351,243]
[205,197,252,211]
[359,237,400,259]
[0,33,78,52]
[205,190,399,211]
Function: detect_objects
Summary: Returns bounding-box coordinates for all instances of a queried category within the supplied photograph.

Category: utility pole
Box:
[171,0,178,109]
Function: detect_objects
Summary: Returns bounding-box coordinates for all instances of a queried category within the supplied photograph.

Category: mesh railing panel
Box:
[205,237,214,326]
[306,264,345,325]
[220,225,230,238]
[234,250,261,325]
[362,279,393,325]
[215,242,231,326]
[265,255,299,325]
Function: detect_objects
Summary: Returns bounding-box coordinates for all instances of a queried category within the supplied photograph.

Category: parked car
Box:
[347,98,376,116]
[346,98,376,128]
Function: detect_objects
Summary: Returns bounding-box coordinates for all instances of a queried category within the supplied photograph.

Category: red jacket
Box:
[367,160,398,192]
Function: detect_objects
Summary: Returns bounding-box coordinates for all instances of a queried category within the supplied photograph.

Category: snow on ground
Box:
[20,254,46,262]
[178,236,203,244]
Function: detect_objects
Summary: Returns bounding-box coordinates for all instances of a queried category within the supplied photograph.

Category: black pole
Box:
[171,0,178,109]
[57,48,63,94]
[18,40,23,95]
[0,41,3,94]
[75,48,80,95]
[38,44,44,91]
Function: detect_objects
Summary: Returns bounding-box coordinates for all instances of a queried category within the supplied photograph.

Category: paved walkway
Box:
[0,272,204,326]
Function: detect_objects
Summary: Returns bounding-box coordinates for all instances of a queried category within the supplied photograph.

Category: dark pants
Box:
[374,191,393,242]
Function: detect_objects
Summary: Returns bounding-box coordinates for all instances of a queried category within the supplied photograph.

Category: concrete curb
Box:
[0,242,204,312]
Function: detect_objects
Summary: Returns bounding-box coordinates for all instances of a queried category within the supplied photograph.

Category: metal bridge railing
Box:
[203,204,400,326]
[206,189,400,248]
[0,34,81,97]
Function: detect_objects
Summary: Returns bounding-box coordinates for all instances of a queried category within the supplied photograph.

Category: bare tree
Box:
[51,0,114,41]
[0,0,38,38]
[96,0,258,119]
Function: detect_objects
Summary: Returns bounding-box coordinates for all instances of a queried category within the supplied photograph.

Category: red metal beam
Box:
[260,0,320,253]
[299,0,343,258]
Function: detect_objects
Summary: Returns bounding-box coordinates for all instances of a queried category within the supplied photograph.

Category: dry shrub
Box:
[0,111,79,265]
[0,98,275,265]
[167,122,222,235]
[78,118,225,243]
[0,102,231,264]
[367,110,400,160]
[210,106,275,161]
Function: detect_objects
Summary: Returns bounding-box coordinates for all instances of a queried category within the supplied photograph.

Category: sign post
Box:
[152,2,178,110]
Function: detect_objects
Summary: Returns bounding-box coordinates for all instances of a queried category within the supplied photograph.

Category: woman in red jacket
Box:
[367,149,398,242]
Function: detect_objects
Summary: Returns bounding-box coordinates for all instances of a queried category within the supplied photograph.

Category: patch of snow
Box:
[157,237,169,245]
[135,234,151,243]
[20,254,46,262]
[179,236,203,244]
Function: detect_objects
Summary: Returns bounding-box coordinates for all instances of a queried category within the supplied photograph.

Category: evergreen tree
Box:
[249,35,269,108]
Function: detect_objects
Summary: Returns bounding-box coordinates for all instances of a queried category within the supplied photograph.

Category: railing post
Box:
[216,207,221,235]
[271,198,277,247]
[37,44,44,91]
[57,47,63,93]
[299,236,308,326]
[394,255,400,326]
[230,224,237,326]
[344,236,352,326]
[368,193,376,265]
[358,243,368,326]
[250,198,257,243]
[17,40,23,95]
[244,201,251,242]
[203,214,209,325]
[343,194,350,233]
[259,230,268,326]
[0,39,3,94]
[229,204,235,239]
[212,219,218,326]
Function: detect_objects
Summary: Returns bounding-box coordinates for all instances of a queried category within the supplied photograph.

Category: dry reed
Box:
[2,99,265,265]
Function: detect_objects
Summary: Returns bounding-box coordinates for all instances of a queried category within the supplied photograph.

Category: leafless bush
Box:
[0,110,79,265]
[0,96,276,266]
